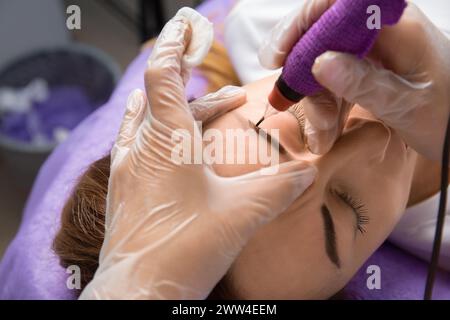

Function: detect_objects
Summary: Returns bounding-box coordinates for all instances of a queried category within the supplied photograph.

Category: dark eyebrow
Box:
[320,205,341,268]
[229,113,287,154]
[228,112,289,156]
[248,120,287,155]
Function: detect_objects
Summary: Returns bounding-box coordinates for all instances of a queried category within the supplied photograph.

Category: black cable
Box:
[424,112,450,300]
[140,0,166,41]
[140,0,150,42]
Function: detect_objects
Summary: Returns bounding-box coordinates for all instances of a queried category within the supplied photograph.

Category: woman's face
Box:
[203,75,417,299]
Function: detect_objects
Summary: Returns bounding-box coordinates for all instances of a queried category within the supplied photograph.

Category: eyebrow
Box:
[320,204,341,268]
[229,112,287,154]
[248,120,288,155]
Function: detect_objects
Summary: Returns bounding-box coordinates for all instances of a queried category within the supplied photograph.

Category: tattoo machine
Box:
[257,0,407,126]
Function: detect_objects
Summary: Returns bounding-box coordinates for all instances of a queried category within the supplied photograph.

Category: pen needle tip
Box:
[255,117,264,127]
[256,101,272,128]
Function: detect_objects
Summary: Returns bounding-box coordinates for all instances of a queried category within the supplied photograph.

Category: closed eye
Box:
[287,103,306,143]
[331,188,369,235]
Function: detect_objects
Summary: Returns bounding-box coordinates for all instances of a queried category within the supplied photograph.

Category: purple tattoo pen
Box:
[261,0,407,120]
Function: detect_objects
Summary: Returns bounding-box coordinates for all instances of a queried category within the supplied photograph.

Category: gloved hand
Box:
[80,7,316,300]
[188,85,248,123]
[259,1,450,161]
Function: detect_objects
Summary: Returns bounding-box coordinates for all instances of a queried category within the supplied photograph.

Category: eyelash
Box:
[331,188,369,234]
[287,103,306,142]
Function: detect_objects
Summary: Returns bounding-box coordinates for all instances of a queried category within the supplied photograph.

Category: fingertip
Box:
[145,11,192,84]
[305,127,335,155]
[177,7,213,68]
[219,85,247,99]
[312,51,347,91]
[280,161,317,199]
[274,160,317,183]
[189,86,247,122]
[296,164,317,193]
[303,95,340,131]
[312,51,341,75]
[306,131,322,155]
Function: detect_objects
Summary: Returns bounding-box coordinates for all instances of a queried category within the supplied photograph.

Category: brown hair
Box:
[53,155,111,297]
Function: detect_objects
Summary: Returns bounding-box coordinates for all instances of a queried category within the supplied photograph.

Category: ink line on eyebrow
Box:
[321,204,341,268]
[248,120,287,154]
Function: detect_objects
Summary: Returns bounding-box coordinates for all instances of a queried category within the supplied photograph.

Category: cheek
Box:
[226,199,346,299]
[362,172,413,238]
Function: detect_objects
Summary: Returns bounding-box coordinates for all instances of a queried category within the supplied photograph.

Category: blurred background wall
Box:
[0,0,70,70]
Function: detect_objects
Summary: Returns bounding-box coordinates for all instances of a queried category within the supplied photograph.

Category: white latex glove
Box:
[80,7,316,300]
[259,1,450,161]
[188,85,248,123]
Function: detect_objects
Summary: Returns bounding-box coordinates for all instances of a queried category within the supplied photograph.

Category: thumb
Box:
[189,86,247,123]
[217,161,316,238]
[145,7,212,132]
[302,92,353,155]
[312,51,429,128]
